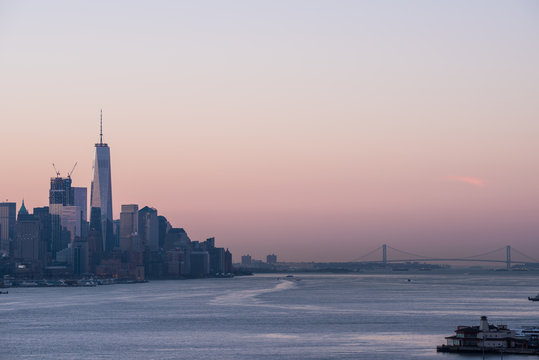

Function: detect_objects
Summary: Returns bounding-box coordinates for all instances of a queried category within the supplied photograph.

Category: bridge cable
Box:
[510,247,539,263]
[460,246,507,260]
[386,245,430,260]
[351,246,383,262]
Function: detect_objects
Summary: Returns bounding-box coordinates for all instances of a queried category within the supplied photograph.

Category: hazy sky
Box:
[1,1,538,262]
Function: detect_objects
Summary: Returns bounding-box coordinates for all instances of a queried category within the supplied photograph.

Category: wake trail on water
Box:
[210,280,296,307]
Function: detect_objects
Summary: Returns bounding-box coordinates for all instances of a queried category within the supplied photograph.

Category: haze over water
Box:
[2,273,539,359]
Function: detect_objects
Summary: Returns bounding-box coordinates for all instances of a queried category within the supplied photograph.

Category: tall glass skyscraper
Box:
[90,110,114,253]
[0,202,16,256]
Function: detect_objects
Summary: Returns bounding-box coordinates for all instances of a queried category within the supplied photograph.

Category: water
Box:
[2,273,539,359]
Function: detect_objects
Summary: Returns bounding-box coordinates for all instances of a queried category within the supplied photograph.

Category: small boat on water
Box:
[528,294,539,301]
[0,291,8,294]
[283,275,301,282]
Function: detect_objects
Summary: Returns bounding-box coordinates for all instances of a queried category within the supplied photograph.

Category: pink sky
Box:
[1,1,539,261]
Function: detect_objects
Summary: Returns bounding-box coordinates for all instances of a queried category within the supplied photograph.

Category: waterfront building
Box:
[73,238,89,274]
[55,246,73,265]
[144,249,166,278]
[138,206,159,251]
[0,202,17,256]
[241,254,252,266]
[209,246,226,274]
[90,110,114,253]
[190,251,210,275]
[225,249,233,273]
[166,248,185,276]
[266,254,277,264]
[438,316,538,354]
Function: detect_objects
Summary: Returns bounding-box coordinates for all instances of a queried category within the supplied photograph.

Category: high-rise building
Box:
[14,210,41,262]
[88,206,103,272]
[120,204,139,252]
[49,176,73,206]
[112,219,120,249]
[190,251,210,275]
[49,176,73,258]
[33,206,51,260]
[60,205,82,242]
[209,247,225,274]
[266,254,277,264]
[0,202,17,256]
[163,228,191,273]
[241,254,252,266]
[73,187,87,222]
[224,249,233,273]
[138,206,159,251]
[72,238,89,275]
[90,110,114,253]
[17,200,29,219]
[158,215,171,249]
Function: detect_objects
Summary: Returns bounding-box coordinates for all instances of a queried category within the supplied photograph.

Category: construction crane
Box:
[67,162,78,179]
[52,163,60,177]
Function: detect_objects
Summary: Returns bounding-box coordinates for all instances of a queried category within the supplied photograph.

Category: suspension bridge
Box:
[351,244,539,270]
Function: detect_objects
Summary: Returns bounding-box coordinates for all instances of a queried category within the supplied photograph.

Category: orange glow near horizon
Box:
[1,1,539,262]
[448,176,485,187]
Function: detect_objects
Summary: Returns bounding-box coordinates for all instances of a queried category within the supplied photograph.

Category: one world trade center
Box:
[90,110,114,253]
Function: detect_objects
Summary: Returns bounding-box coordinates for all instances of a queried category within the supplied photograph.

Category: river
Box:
[2,272,539,359]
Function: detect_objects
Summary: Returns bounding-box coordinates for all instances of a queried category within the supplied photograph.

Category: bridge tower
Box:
[506,245,511,271]
[382,244,387,265]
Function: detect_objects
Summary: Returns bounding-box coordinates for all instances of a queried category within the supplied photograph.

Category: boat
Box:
[528,294,539,301]
[283,275,300,282]
[437,316,539,355]
[513,327,539,336]
[0,291,8,294]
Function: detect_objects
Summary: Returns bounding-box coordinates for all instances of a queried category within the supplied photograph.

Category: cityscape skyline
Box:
[1,1,539,261]
[2,110,538,263]
[3,3,539,360]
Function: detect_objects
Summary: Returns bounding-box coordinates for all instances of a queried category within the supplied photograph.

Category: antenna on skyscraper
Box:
[100,109,103,145]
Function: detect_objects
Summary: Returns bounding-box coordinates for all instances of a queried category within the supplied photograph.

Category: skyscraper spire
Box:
[91,109,113,252]
[100,109,103,145]
[18,198,28,218]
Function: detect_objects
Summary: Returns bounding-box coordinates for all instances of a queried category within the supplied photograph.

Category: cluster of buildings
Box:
[0,114,233,281]
[241,254,277,266]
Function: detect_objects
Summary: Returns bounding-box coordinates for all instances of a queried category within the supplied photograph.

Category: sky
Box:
[1,1,538,262]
